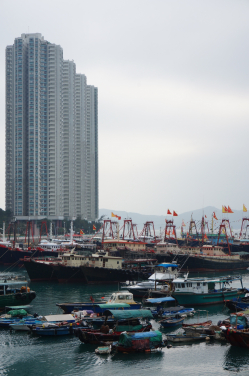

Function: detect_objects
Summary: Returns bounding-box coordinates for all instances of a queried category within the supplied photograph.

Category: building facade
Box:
[5,33,98,221]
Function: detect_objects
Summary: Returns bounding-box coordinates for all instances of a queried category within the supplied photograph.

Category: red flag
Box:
[205,215,207,218]
[173,211,178,216]
[93,225,96,231]
[118,216,121,220]
[213,212,218,220]
[167,209,172,215]
[80,229,84,235]
[227,206,234,213]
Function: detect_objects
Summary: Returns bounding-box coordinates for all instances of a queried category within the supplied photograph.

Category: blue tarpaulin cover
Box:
[103,309,153,320]
[157,263,178,268]
[145,297,175,304]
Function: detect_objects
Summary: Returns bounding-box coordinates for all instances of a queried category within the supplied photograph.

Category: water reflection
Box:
[223,345,249,372]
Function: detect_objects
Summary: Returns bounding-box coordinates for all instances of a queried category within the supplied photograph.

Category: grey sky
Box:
[1,0,249,216]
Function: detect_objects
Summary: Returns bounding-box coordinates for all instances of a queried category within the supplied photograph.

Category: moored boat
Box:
[116,331,164,353]
[75,309,153,345]
[172,275,247,307]
[57,292,141,314]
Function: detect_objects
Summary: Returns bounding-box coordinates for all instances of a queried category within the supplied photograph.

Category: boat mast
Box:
[50,222,53,241]
[2,222,6,242]
[70,220,73,243]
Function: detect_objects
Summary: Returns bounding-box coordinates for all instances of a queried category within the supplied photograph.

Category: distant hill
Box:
[99,206,245,233]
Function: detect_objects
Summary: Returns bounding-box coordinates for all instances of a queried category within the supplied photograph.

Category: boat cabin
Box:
[107,292,137,305]
[172,276,242,294]
[61,251,123,269]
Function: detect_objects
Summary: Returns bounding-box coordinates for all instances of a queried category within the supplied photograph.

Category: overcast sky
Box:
[0,0,249,216]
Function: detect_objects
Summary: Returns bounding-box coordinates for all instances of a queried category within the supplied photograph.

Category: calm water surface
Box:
[1,266,249,376]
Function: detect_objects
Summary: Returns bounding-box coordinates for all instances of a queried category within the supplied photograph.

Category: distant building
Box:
[5,33,98,221]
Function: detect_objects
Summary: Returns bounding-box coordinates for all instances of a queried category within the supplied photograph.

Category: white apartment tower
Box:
[5,33,98,221]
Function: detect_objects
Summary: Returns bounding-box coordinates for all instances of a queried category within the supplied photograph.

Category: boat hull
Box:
[172,290,245,307]
[223,328,249,348]
[155,253,249,272]
[23,259,58,282]
[0,291,36,310]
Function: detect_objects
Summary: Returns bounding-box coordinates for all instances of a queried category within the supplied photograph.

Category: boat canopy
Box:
[173,276,243,284]
[44,314,75,322]
[103,309,153,320]
[145,297,175,304]
[157,263,178,268]
[97,303,130,309]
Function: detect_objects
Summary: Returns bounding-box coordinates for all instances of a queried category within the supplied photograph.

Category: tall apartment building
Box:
[5,33,98,221]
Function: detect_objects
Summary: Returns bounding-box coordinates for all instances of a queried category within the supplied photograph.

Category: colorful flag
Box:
[182,220,186,226]
[222,206,228,213]
[80,229,84,235]
[173,211,178,216]
[93,225,96,231]
[227,206,234,213]
[167,209,172,215]
[243,204,247,212]
[111,212,121,220]
[204,234,208,239]
[213,212,218,220]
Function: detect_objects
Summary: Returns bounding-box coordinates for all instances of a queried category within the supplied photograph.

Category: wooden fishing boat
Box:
[166,333,211,343]
[0,277,36,309]
[223,327,249,348]
[160,317,185,327]
[75,309,153,345]
[182,320,212,328]
[116,331,164,353]
[225,297,249,312]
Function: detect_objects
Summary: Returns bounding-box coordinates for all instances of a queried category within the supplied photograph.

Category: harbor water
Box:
[1,266,249,376]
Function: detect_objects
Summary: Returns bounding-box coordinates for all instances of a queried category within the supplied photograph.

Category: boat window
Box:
[117,261,119,264]
[118,295,124,300]
[126,295,132,300]
[203,283,206,286]
[197,283,200,286]
[181,284,185,288]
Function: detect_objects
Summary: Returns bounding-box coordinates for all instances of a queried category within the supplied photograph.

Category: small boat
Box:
[223,327,249,348]
[117,331,164,353]
[56,292,141,314]
[95,345,112,355]
[166,333,211,343]
[76,309,153,345]
[0,277,36,310]
[225,296,249,312]
[182,320,212,328]
[160,317,184,327]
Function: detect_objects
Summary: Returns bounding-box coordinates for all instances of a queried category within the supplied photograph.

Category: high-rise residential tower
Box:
[5,33,98,221]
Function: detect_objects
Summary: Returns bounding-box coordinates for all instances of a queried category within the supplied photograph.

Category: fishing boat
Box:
[166,333,211,343]
[160,317,185,327]
[57,291,141,314]
[172,275,247,306]
[225,296,249,312]
[116,331,164,353]
[144,297,194,318]
[28,313,89,336]
[223,327,249,348]
[0,276,36,309]
[75,309,153,345]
